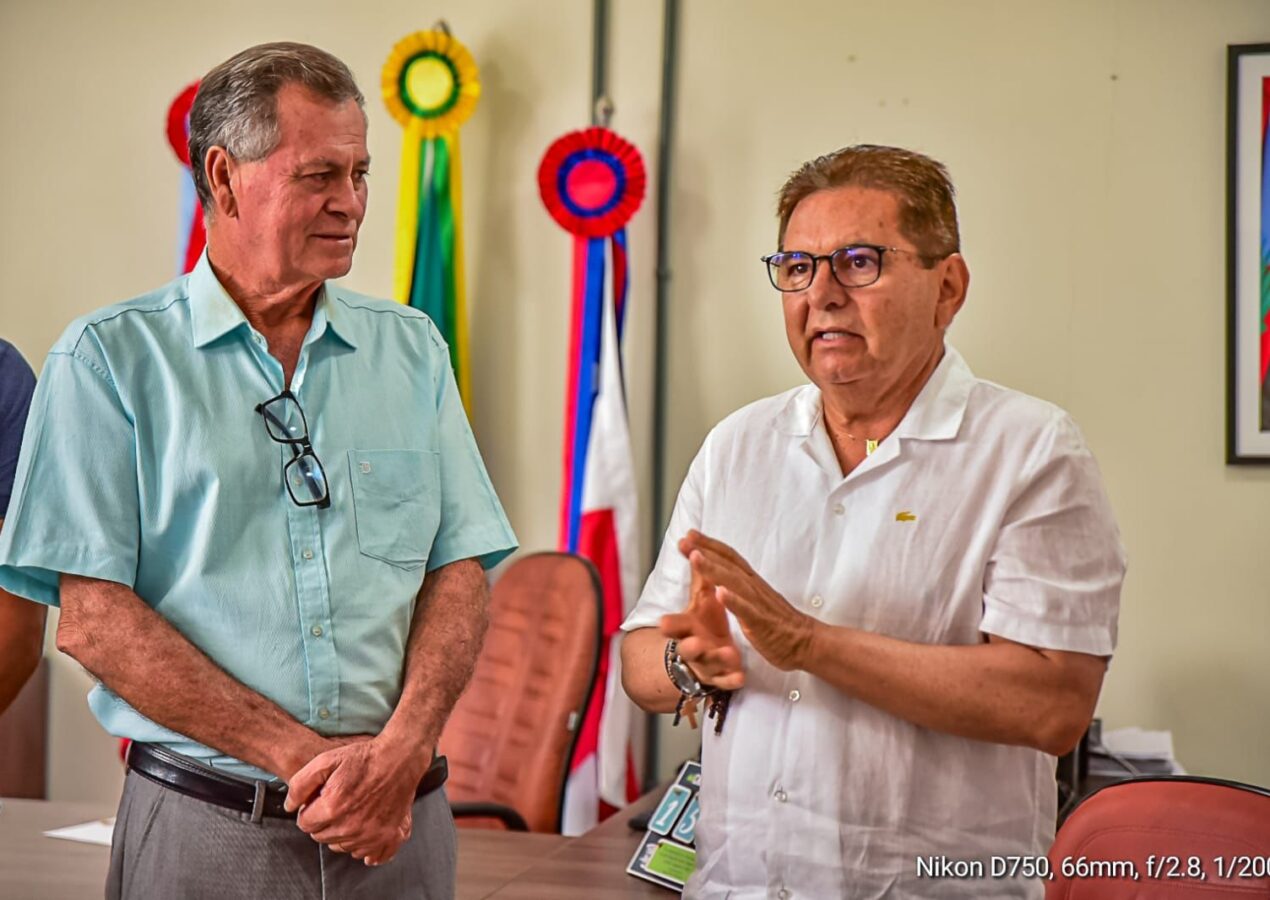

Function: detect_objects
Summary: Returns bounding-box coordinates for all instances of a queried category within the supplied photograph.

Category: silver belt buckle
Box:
[249,780,267,824]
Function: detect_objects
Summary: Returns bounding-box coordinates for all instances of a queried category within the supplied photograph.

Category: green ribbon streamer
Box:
[409,137,461,377]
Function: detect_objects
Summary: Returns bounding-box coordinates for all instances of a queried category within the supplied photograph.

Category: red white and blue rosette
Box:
[538,126,646,239]
[539,127,646,553]
[541,126,647,830]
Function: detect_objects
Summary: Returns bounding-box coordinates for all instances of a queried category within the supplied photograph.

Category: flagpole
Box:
[646,0,681,794]
[591,0,609,125]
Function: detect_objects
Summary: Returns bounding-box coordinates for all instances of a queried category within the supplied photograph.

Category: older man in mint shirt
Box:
[0,42,515,898]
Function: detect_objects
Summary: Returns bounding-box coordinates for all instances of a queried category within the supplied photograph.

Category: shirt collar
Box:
[774,343,973,443]
[188,253,248,348]
[317,285,358,349]
[187,252,358,350]
[892,344,973,442]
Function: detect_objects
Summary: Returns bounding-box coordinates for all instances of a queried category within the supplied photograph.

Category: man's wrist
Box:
[274,729,333,781]
[375,721,436,782]
[796,617,832,674]
[665,639,713,697]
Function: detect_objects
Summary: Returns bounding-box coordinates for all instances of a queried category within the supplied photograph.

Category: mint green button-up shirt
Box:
[0,255,517,778]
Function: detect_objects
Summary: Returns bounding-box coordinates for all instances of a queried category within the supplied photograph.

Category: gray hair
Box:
[776,144,959,262]
[188,42,365,211]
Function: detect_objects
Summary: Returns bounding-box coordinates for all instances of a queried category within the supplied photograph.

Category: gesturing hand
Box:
[679,530,817,672]
[284,738,421,866]
[658,535,746,691]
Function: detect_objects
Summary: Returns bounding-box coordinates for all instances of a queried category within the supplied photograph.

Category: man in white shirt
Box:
[620,144,1125,899]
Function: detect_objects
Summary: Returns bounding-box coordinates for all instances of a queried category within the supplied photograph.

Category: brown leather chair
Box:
[1046,775,1270,898]
[0,656,48,798]
[440,552,602,832]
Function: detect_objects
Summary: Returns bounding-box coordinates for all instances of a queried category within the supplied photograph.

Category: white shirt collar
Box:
[774,343,974,444]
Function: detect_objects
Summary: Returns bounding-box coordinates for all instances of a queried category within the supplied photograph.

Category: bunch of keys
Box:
[674,690,732,735]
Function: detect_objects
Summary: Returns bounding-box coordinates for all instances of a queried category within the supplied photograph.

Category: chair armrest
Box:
[450,801,530,831]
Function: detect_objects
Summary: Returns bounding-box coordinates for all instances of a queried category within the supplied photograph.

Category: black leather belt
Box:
[127,742,448,821]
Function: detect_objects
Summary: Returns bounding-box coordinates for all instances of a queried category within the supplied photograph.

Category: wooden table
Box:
[0,790,669,899]
[484,787,666,899]
[0,798,111,900]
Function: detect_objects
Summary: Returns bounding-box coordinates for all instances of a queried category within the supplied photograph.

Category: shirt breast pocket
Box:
[347,449,441,570]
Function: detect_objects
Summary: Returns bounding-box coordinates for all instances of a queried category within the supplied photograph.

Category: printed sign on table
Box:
[626,760,701,890]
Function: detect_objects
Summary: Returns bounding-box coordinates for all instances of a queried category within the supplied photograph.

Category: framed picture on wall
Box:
[1227,43,1270,463]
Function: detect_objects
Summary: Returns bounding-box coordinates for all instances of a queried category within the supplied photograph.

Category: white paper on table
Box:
[1100,727,1176,760]
[44,817,115,847]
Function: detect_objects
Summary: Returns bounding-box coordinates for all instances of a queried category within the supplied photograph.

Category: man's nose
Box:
[327,176,366,219]
[805,260,847,309]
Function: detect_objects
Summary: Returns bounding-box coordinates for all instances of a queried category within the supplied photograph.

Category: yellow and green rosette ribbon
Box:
[383,29,480,409]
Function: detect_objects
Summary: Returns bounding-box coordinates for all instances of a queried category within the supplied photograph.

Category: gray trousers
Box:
[106,770,457,900]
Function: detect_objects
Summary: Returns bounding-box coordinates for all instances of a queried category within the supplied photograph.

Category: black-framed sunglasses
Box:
[254,389,331,509]
[761,244,938,292]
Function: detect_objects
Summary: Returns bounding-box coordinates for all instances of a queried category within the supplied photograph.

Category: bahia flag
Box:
[558,236,644,834]
[539,127,647,834]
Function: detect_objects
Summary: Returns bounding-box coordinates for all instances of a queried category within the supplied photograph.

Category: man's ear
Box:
[934,253,969,329]
[205,147,237,219]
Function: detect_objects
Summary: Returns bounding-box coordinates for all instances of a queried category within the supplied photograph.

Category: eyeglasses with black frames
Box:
[761,244,940,292]
[254,389,330,509]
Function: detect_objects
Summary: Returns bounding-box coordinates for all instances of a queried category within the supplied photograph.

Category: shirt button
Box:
[311,625,323,637]
[302,549,314,560]
[775,788,787,802]
[360,461,372,474]
[810,595,823,608]
[788,690,800,702]
[317,707,330,720]
[833,503,845,515]
[252,334,264,345]
[778,890,790,900]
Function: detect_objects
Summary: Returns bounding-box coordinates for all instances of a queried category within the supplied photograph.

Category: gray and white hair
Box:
[188,41,365,212]
[776,144,960,263]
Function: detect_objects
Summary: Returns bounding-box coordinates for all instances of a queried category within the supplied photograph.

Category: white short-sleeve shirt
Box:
[623,346,1125,900]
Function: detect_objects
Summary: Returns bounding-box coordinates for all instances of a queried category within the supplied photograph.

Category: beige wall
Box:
[1,0,1267,803]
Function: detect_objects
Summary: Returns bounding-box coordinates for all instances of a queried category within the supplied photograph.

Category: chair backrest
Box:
[438,552,602,832]
[0,656,47,798]
[1046,775,1270,899]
